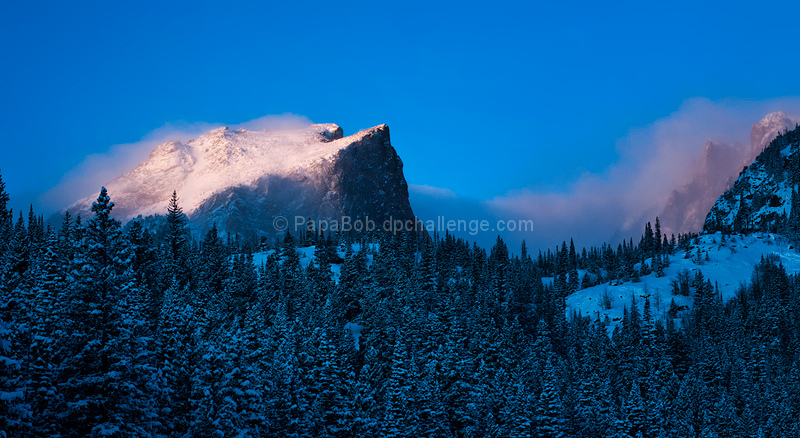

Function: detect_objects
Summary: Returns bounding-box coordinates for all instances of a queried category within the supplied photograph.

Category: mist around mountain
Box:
[40,106,800,253]
[704,119,800,236]
[59,123,415,244]
[656,111,800,236]
[411,110,800,252]
[4,122,800,436]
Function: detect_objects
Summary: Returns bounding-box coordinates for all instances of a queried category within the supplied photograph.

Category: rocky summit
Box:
[63,123,415,241]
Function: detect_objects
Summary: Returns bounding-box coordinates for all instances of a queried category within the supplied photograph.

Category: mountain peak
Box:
[148,140,188,158]
[756,111,792,126]
[62,122,414,241]
[313,123,344,140]
[750,111,800,161]
[344,124,389,142]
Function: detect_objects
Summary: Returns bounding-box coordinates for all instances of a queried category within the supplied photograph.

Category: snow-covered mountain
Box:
[658,112,800,235]
[569,117,800,332]
[64,123,415,240]
[704,123,800,233]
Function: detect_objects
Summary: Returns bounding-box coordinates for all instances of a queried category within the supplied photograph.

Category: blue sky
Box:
[2,1,800,247]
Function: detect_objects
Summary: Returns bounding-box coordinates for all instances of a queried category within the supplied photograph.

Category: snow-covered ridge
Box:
[66,123,390,221]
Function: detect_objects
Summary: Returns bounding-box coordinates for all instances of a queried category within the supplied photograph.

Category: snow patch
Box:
[344,322,364,351]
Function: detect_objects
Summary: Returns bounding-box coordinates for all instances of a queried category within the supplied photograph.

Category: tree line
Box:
[1,174,799,437]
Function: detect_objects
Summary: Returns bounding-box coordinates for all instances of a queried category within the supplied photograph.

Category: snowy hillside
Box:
[249,233,800,335]
[567,232,800,331]
[749,111,800,163]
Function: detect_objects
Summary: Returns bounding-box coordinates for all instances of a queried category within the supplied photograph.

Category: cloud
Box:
[409,183,459,199]
[39,113,312,210]
[415,97,800,252]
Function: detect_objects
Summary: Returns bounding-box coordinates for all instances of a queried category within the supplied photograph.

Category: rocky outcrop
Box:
[190,125,415,241]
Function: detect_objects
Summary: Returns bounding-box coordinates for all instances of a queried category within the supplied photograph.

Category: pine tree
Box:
[0,298,32,436]
[26,232,64,437]
[199,223,228,311]
[264,306,304,436]
[621,381,648,438]
[654,217,663,255]
[165,190,191,287]
[535,359,565,438]
[311,330,349,437]
[57,187,157,437]
[0,170,11,257]
[381,332,419,438]
[568,239,579,293]
[554,242,568,297]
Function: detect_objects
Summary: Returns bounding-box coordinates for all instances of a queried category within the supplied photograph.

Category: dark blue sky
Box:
[2,0,800,220]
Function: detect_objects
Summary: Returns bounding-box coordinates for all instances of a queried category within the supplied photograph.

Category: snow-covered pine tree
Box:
[57,187,158,437]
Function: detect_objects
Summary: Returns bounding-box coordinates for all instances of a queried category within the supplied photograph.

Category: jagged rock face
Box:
[704,125,800,234]
[659,112,800,235]
[64,123,414,241]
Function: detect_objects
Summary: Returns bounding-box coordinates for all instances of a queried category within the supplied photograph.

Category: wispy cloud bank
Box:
[414,97,800,251]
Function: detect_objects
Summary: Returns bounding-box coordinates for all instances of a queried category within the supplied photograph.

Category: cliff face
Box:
[64,123,415,241]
